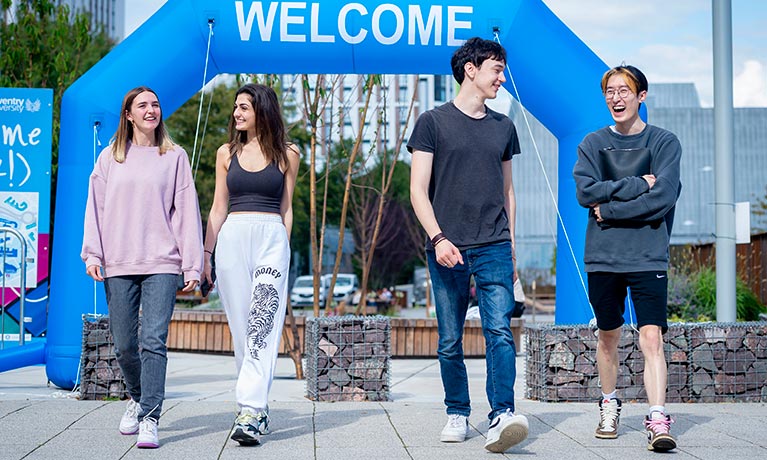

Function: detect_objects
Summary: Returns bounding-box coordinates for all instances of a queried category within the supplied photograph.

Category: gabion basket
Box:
[304,316,391,402]
[79,315,128,400]
[525,322,767,403]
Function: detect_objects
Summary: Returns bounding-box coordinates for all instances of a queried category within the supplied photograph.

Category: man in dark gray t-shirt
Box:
[408,37,528,454]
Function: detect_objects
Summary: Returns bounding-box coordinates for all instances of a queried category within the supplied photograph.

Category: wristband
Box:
[430,232,447,247]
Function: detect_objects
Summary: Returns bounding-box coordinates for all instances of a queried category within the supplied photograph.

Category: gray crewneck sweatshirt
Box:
[573,125,682,272]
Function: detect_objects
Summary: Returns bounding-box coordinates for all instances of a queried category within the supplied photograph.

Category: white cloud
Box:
[733,60,767,107]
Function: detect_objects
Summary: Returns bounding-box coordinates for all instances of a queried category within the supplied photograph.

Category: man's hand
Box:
[593,205,604,222]
[435,239,464,268]
[642,174,657,188]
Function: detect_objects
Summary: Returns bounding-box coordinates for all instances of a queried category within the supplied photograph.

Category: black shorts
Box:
[587,271,668,333]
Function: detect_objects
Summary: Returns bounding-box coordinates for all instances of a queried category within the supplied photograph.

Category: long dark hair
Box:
[227,83,288,171]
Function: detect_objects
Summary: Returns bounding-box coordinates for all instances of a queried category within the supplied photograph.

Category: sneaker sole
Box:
[648,435,676,451]
[136,441,159,449]
[595,430,618,439]
[120,428,139,435]
[231,428,261,446]
[439,433,466,443]
[484,419,529,453]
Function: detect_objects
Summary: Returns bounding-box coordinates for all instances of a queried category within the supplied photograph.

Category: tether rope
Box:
[492,31,597,322]
[191,20,215,180]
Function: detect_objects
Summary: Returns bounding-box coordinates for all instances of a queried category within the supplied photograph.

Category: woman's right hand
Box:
[203,257,214,287]
[86,265,104,282]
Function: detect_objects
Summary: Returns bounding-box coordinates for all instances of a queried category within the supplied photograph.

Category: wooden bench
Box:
[167,310,525,358]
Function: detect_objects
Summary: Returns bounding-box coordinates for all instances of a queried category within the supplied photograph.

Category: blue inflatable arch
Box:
[41,0,611,388]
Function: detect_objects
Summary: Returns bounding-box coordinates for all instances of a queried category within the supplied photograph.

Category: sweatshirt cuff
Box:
[601,202,616,221]
[84,256,102,268]
[183,269,201,283]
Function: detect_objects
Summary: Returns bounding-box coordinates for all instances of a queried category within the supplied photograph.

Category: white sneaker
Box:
[119,399,140,435]
[136,417,159,449]
[484,409,528,453]
[440,414,469,442]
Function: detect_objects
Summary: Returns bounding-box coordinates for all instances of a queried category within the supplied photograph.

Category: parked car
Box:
[290,275,328,308]
[322,273,359,304]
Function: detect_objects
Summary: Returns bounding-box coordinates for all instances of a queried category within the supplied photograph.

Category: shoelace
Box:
[644,416,673,434]
[600,403,619,430]
[236,413,257,425]
[256,411,270,430]
[125,400,140,418]
[447,414,466,428]
[139,417,158,435]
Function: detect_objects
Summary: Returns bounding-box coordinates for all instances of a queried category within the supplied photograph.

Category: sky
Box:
[124,0,767,108]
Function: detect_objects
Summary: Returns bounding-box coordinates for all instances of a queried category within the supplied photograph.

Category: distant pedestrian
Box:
[82,86,204,449]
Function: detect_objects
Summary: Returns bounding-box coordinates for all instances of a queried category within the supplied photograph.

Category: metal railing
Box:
[0,227,28,348]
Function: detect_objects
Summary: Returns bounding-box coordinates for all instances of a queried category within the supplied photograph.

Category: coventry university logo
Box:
[25,99,41,113]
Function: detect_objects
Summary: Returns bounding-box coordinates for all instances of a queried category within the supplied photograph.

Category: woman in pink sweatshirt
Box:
[81,86,203,449]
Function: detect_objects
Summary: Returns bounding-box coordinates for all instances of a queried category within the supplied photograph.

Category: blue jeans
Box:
[428,241,517,421]
[104,274,178,421]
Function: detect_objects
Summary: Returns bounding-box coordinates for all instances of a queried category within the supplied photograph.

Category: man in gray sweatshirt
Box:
[573,65,681,452]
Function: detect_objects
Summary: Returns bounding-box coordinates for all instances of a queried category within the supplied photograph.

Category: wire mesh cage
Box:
[525,322,767,403]
[79,315,128,400]
[304,316,391,402]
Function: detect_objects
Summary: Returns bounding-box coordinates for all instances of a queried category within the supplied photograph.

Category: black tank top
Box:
[227,153,284,213]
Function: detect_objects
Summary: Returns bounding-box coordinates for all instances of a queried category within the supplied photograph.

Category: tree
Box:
[0,0,115,221]
[348,79,418,314]
[165,81,235,219]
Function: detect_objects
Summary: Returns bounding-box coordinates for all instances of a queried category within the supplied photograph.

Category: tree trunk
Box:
[326,75,377,315]
[282,299,303,379]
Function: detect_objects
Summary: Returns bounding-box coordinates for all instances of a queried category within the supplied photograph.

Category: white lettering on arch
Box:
[311,3,334,42]
[235,1,278,41]
[372,4,404,45]
[339,3,367,44]
[408,5,442,46]
[280,2,306,42]
[447,5,472,46]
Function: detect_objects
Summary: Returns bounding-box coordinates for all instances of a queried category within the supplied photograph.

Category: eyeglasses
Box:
[604,87,634,99]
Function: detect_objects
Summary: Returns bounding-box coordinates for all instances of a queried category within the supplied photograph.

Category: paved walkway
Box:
[1,351,766,459]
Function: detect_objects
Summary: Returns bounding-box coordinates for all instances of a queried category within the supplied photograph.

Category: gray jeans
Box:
[104,274,177,421]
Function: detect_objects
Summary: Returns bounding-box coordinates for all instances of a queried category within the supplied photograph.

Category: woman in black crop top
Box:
[202,83,300,447]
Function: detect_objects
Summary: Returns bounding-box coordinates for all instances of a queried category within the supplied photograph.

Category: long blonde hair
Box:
[227,83,288,171]
[111,86,174,163]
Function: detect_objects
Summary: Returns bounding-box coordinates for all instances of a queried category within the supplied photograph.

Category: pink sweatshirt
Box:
[81,143,204,282]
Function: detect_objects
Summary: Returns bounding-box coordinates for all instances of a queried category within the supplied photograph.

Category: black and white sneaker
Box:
[230,413,261,446]
[484,409,529,453]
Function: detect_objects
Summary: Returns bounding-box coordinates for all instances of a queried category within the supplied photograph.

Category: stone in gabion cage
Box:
[525,322,767,403]
[304,316,391,402]
[79,315,129,400]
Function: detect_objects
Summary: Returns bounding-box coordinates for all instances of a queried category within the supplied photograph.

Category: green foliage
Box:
[668,265,766,322]
[0,0,114,216]
[165,81,237,218]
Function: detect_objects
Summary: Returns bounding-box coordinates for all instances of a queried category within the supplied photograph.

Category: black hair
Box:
[450,37,507,84]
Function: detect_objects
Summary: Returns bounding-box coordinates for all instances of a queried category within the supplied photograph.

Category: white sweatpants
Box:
[215,213,290,414]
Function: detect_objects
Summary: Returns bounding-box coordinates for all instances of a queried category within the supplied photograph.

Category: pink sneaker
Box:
[644,414,676,451]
